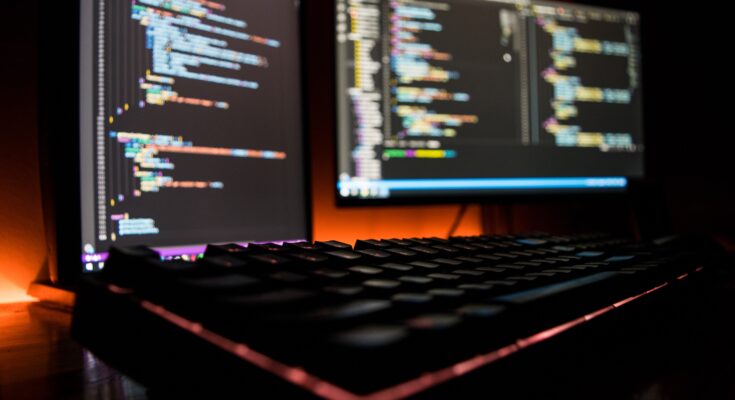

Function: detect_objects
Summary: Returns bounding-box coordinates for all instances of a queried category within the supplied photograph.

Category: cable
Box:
[447,204,469,238]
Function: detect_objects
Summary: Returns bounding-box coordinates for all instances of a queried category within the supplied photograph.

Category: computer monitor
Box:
[335,0,643,203]
[43,0,308,279]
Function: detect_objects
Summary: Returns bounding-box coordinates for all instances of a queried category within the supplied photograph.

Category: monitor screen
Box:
[79,0,307,271]
[335,0,643,202]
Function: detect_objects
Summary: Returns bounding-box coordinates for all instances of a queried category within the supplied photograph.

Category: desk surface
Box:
[2,287,735,400]
[0,302,146,400]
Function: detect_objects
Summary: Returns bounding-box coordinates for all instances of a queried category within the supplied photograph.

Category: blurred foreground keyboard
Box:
[72,233,725,399]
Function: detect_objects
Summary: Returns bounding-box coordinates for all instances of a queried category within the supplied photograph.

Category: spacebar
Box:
[495,272,620,304]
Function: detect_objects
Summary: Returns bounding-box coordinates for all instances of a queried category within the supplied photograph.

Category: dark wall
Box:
[0,0,46,300]
[586,0,734,236]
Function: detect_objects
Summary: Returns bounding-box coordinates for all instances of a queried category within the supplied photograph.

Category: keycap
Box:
[311,300,392,320]
[349,266,383,275]
[248,243,286,253]
[332,325,407,348]
[317,240,352,250]
[204,243,247,257]
[354,239,391,250]
[363,279,401,289]
[380,262,413,271]
[249,254,291,266]
[325,250,363,261]
[407,314,461,330]
[356,249,393,260]
[284,242,324,251]
[289,252,329,263]
[409,261,440,269]
[392,293,433,304]
[457,304,505,318]
[177,274,259,291]
[495,272,619,304]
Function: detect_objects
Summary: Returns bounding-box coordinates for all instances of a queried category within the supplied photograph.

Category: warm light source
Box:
[0,275,37,304]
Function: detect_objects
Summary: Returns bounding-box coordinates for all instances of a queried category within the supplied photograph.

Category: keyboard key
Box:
[432,258,463,266]
[269,271,307,283]
[313,268,350,279]
[317,240,353,250]
[516,238,547,246]
[380,262,413,271]
[392,292,433,304]
[289,252,329,263]
[399,276,433,285]
[432,245,461,254]
[249,254,291,266]
[452,244,478,252]
[605,255,636,263]
[455,256,483,264]
[495,272,619,304]
[577,251,604,258]
[324,285,364,296]
[428,288,465,298]
[354,239,391,250]
[312,300,392,320]
[409,261,440,269]
[477,266,506,273]
[349,266,383,275]
[508,275,537,281]
[526,272,556,278]
[363,279,401,289]
[204,243,247,257]
[544,269,572,274]
[458,284,493,292]
[325,250,363,261]
[248,243,286,253]
[477,254,502,261]
[497,264,524,270]
[332,325,407,348]
[200,255,247,270]
[470,243,496,250]
[382,239,414,247]
[407,238,433,246]
[407,314,461,330]
[385,248,418,258]
[457,304,505,318]
[515,261,542,267]
[453,269,484,276]
[284,242,324,251]
[177,274,259,291]
[219,289,315,309]
[355,249,393,260]
[427,273,461,281]
[484,280,518,287]
[495,252,519,259]
[409,246,440,256]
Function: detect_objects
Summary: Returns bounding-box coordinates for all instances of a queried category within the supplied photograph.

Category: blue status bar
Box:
[338,177,627,192]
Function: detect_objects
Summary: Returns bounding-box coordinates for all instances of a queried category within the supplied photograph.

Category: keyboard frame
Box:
[71,263,706,399]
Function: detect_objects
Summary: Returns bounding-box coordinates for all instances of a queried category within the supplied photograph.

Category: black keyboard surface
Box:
[72,233,717,399]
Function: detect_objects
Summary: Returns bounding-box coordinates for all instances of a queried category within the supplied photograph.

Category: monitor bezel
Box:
[332,0,646,207]
[38,0,313,286]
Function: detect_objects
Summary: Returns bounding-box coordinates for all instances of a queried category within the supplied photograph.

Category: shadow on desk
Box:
[0,302,146,400]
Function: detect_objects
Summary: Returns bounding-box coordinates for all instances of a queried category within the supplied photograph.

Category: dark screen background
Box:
[337,0,645,199]
[83,0,307,255]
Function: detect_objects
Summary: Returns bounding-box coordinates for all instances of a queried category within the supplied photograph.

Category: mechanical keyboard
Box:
[71,233,724,399]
